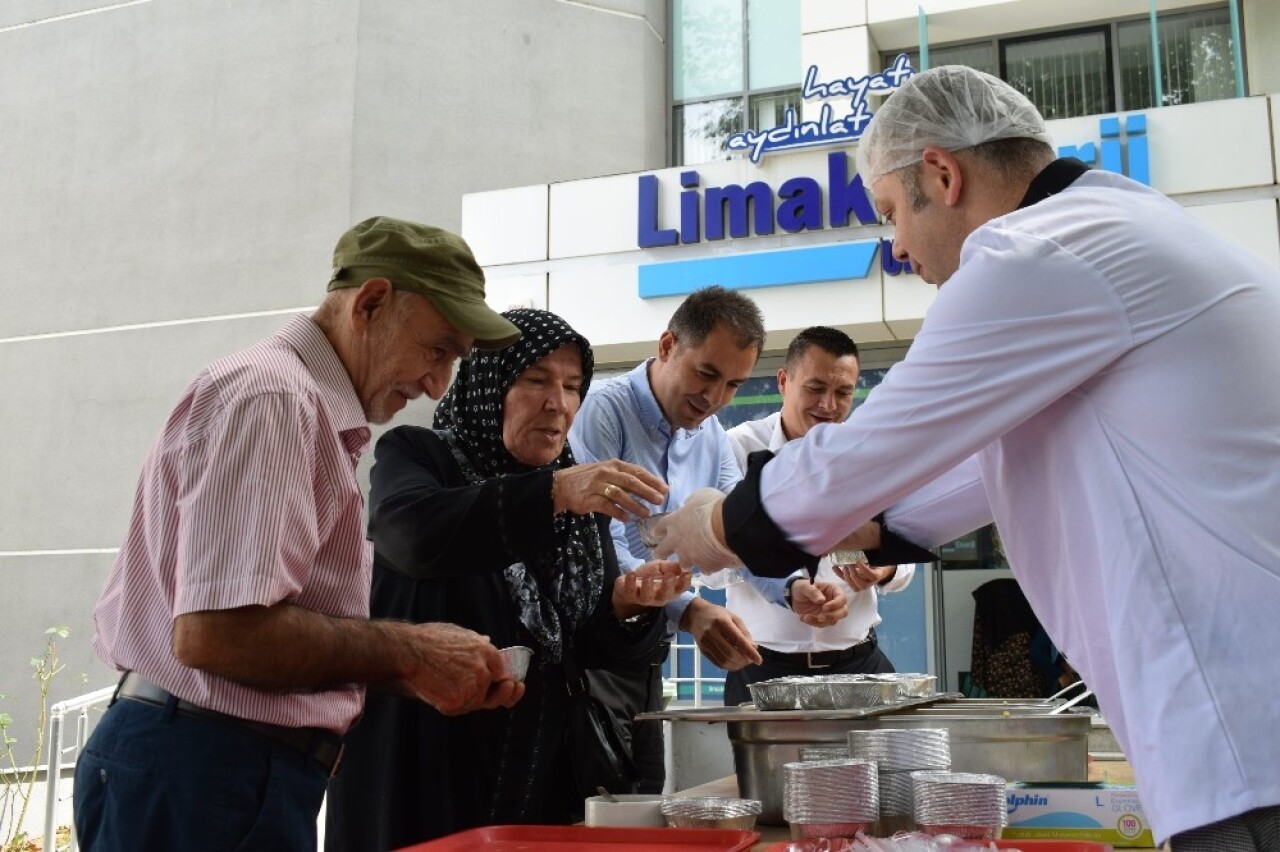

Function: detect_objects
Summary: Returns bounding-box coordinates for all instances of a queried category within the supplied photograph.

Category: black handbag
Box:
[563,653,637,798]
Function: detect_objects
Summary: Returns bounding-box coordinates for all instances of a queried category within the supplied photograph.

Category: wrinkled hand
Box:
[553,460,668,522]
[832,562,897,592]
[399,623,524,715]
[680,598,762,671]
[789,580,849,627]
[612,561,693,618]
[650,488,739,573]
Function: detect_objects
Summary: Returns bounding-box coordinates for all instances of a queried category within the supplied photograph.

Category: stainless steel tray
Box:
[637,693,957,723]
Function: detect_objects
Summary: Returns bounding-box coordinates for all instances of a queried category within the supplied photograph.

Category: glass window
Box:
[1118,7,1236,109]
[1002,27,1113,119]
[895,41,997,76]
[671,0,802,166]
[747,0,801,90]
[747,88,802,134]
[672,0,743,101]
[674,98,743,164]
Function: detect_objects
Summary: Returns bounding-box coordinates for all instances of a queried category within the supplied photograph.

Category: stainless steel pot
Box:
[727,701,1089,825]
[641,698,1094,826]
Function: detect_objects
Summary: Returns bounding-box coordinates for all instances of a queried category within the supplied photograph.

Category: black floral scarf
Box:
[433,308,602,664]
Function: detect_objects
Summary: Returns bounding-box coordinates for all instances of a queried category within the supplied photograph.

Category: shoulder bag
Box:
[562,652,637,798]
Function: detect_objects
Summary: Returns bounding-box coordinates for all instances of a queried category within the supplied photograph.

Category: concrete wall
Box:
[1244,0,1280,96]
[0,0,667,748]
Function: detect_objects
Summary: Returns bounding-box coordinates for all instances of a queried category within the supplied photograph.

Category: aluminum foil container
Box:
[912,771,1008,832]
[749,677,801,710]
[783,759,879,824]
[795,678,888,711]
[798,745,850,762]
[660,796,761,830]
[499,645,532,682]
[788,821,874,840]
[917,823,1003,840]
[750,673,937,712]
[889,673,937,699]
[848,728,951,771]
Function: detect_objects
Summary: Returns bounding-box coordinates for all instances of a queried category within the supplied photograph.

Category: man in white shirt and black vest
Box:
[723,327,916,706]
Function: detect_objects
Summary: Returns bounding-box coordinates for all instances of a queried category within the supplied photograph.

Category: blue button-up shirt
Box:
[569,360,787,630]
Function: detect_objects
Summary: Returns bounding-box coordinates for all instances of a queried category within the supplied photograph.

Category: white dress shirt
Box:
[754,170,1280,841]
[726,411,914,652]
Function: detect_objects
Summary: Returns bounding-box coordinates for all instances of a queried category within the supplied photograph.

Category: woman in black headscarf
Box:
[325,309,689,850]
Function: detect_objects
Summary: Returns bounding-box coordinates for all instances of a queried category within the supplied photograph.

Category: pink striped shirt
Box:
[92,315,372,732]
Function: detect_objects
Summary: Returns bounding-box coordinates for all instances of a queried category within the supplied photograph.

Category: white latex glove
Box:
[650,487,740,573]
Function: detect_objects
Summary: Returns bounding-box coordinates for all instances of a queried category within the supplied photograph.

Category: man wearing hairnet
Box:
[651,65,1280,850]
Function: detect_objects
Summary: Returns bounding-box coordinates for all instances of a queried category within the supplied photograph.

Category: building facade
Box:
[461,0,1280,700]
[1,0,1277,783]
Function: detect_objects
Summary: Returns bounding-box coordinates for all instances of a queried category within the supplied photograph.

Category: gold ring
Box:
[604,483,619,500]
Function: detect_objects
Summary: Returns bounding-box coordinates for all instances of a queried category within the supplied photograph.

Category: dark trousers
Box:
[74,697,328,852]
[586,656,666,794]
[1170,805,1280,852]
[722,636,895,707]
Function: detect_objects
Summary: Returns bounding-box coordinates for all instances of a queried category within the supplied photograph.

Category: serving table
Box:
[671,760,1163,852]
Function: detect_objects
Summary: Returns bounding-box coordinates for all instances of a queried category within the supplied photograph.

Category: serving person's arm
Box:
[173,604,521,716]
[727,234,1132,572]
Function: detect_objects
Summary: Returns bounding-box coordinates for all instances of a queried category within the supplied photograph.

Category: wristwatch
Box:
[783,576,803,610]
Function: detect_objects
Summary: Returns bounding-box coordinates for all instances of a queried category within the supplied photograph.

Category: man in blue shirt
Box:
[569,286,846,792]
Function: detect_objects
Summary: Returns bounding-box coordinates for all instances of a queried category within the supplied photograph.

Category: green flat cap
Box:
[328,216,520,349]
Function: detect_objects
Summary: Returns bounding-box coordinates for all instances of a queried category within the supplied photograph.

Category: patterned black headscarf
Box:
[434,308,601,663]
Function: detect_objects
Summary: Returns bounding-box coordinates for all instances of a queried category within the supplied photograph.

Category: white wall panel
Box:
[462,185,548,266]
[800,28,874,123]
[1272,94,1280,182]
[549,265,671,363]
[550,174,642,258]
[1184,199,1280,269]
[550,261,890,353]
[484,273,549,312]
[884,269,937,340]
[747,277,889,349]
[802,0,865,34]
[1046,97,1275,196]
[1146,98,1274,195]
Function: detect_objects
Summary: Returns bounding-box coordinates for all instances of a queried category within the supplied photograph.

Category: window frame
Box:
[879,2,1243,121]
[668,0,803,166]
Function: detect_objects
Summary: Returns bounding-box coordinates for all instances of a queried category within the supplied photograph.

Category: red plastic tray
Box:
[397,824,760,851]
[764,842,1113,852]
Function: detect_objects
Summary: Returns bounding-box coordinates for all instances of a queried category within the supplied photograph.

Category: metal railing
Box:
[42,686,114,852]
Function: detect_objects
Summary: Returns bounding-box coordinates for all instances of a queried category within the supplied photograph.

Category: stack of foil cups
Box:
[782,758,879,840]
[798,744,850,762]
[847,728,951,833]
[911,770,1008,840]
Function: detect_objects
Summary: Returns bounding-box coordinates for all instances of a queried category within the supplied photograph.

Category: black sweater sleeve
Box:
[722,450,936,578]
[367,426,558,579]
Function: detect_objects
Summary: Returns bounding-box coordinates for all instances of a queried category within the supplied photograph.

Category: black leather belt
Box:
[115,672,344,777]
[757,634,876,670]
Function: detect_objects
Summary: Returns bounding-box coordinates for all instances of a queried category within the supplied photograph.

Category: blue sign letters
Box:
[637,152,877,248]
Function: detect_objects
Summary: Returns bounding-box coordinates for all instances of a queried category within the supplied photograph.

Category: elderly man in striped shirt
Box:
[74,218,524,852]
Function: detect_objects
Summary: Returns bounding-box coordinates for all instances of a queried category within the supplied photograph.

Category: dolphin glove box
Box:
[1003,783,1155,847]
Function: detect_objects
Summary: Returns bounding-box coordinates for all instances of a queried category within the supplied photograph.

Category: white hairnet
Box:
[856,65,1053,187]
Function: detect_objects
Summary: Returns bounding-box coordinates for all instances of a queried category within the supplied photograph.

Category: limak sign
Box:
[634,113,1153,296]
